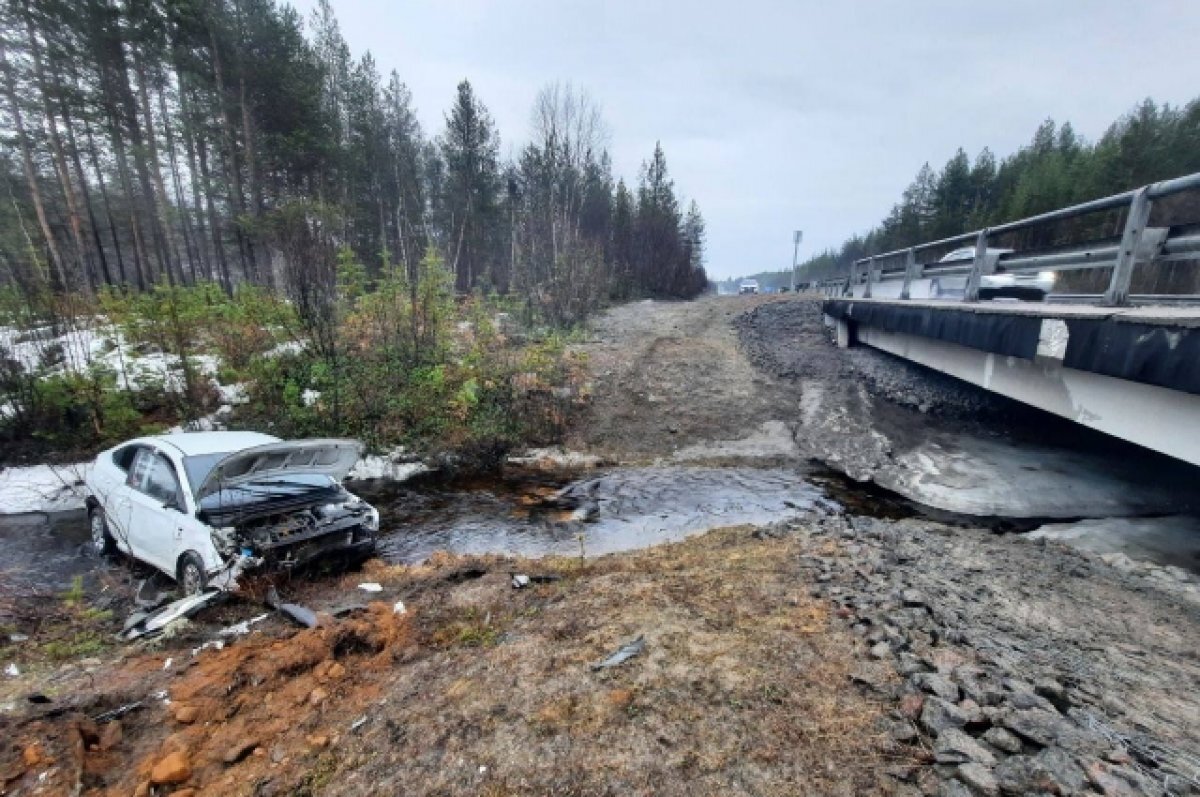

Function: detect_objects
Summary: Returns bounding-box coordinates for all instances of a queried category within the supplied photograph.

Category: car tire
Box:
[177,551,209,596]
[88,506,116,556]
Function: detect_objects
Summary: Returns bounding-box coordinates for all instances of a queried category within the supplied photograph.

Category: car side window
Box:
[127,448,153,488]
[112,445,140,473]
[130,449,182,505]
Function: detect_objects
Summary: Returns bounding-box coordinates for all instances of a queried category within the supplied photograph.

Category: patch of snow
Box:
[301,389,321,407]
[876,434,1195,519]
[215,382,248,405]
[672,420,799,463]
[0,462,92,514]
[506,447,606,470]
[0,321,221,393]
[263,339,307,358]
[1029,516,1200,573]
[347,448,428,482]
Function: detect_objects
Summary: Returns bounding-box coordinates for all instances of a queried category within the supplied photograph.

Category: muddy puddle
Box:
[0,509,112,596]
[364,466,830,563]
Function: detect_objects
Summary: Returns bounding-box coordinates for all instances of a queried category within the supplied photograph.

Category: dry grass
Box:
[5,525,909,796]
[330,525,903,796]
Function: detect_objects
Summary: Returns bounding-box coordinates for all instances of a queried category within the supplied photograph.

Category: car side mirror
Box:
[163,494,186,513]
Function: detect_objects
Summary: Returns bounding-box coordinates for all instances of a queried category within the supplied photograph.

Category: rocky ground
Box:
[1,294,1198,796]
[800,512,1200,796]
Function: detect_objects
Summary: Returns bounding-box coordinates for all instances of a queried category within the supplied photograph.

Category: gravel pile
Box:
[778,509,1200,796]
[734,299,1018,420]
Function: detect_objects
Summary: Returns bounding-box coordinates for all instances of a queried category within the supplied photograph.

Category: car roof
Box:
[142,431,281,457]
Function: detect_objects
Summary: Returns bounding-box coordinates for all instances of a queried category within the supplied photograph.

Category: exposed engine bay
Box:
[208,492,380,569]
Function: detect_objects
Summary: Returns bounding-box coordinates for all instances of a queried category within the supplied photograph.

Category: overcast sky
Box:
[290,0,1200,279]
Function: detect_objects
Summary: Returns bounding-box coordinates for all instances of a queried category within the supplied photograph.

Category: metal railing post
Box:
[964,229,991,302]
[863,257,875,298]
[1103,187,1152,307]
[900,248,917,299]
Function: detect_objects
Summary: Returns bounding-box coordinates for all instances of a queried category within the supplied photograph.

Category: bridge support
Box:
[854,324,1200,467]
[825,314,854,348]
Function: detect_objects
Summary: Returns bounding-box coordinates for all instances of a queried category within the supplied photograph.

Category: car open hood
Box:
[193,439,362,501]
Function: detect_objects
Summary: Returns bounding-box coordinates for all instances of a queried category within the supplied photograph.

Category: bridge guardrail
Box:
[814,171,1200,306]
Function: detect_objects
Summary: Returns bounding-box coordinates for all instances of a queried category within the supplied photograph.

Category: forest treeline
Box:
[0,0,708,324]
[797,98,1200,282]
[0,0,709,464]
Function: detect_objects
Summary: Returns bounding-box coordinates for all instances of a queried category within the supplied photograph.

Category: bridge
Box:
[815,172,1200,467]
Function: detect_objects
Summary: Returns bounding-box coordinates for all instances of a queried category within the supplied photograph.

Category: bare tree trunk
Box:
[57,66,113,286]
[107,115,150,290]
[239,72,268,287]
[176,68,212,280]
[21,5,93,292]
[103,47,161,285]
[80,106,127,286]
[208,21,256,283]
[158,81,199,284]
[132,47,183,286]
[0,37,66,288]
[232,0,266,283]
[196,133,232,292]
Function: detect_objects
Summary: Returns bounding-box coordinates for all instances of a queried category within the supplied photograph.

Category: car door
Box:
[125,447,187,576]
[110,445,152,555]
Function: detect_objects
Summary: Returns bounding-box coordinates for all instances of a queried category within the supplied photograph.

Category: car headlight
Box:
[1039,271,1056,283]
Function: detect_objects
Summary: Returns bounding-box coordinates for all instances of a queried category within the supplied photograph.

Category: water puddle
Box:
[0,509,106,596]
[366,466,828,563]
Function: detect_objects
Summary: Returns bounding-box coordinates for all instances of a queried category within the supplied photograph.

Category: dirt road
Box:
[567,296,805,463]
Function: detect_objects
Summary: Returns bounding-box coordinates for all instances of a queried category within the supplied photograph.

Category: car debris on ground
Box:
[266,585,320,628]
[217,613,270,637]
[590,635,646,670]
[510,572,562,589]
[121,589,226,641]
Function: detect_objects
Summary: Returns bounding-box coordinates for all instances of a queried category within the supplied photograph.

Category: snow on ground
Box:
[0,321,223,393]
[506,447,607,470]
[347,449,429,482]
[215,382,249,405]
[1029,515,1200,572]
[264,340,307,358]
[0,462,92,514]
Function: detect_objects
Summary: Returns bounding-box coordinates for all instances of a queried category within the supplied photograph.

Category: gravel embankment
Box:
[787,510,1200,796]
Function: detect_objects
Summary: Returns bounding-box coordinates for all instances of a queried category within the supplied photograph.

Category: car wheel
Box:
[177,551,208,596]
[88,506,115,556]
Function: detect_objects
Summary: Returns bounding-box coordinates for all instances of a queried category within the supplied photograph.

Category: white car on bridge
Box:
[84,431,379,594]
[931,248,1056,301]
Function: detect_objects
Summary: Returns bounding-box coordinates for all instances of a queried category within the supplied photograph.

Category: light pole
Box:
[790,230,803,292]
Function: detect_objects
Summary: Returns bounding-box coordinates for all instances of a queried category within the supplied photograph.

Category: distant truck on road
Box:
[738,279,760,295]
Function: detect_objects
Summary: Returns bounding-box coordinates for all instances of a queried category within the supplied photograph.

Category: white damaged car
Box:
[84,431,380,594]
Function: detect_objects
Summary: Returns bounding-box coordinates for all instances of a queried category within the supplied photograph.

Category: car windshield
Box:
[182,452,233,493]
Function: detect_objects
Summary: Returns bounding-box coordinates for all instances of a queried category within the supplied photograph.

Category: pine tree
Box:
[438,80,500,292]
